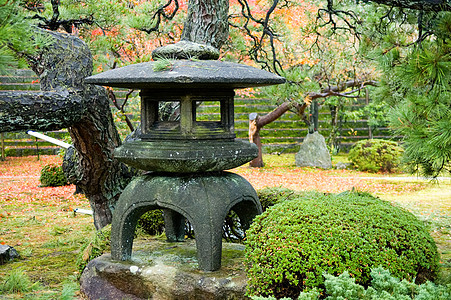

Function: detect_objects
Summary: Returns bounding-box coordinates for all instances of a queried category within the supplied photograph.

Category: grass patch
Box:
[258,153,351,168]
[380,183,451,284]
[0,156,94,298]
[259,153,296,168]
[1,268,40,294]
[0,268,78,299]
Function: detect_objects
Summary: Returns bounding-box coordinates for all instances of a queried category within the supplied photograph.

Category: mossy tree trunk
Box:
[0,0,232,228]
[36,30,132,230]
[0,0,231,229]
[0,91,86,132]
[0,29,131,229]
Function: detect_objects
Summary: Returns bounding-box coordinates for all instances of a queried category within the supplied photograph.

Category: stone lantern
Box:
[85,59,284,271]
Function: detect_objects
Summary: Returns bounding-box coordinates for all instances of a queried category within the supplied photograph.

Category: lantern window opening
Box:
[138,88,236,140]
[193,100,224,134]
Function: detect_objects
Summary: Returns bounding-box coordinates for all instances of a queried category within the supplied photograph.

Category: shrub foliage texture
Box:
[348,139,404,173]
[223,187,300,242]
[39,164,68,187]
[138,209,165,235]
[245,191,439,299]
[257,187,299,211]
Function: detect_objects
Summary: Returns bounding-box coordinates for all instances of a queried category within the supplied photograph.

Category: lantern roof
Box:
[85,60,285,89]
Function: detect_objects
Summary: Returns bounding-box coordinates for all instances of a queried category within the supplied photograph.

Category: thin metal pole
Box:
[35,137,40,160]
[27,131,71,149]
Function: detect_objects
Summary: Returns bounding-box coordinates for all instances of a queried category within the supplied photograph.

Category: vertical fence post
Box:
[35,137,40,160]
[1,133,5,161]
[366,88,372,139]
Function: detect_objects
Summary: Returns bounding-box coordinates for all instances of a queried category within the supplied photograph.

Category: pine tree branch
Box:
[370,0,451,12]
[138,0,179,34]
[29,0,94,33]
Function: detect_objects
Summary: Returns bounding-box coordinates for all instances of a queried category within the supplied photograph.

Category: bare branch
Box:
[308,80,378,100]
[139,0,179,34]
[106,88,135,132]
[252,79,372,129]
[234,0,285,75]
[30,0,94,33]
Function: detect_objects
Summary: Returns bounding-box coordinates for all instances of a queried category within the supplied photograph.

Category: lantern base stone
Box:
[80,239,250,300]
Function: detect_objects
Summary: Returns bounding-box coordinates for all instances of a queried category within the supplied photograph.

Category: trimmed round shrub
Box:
[138,210,165,235]
[40,164,68,187]
[348,139,403,173]
[257,187,299,212]
[223,187,299,243]
[244,191,439,299]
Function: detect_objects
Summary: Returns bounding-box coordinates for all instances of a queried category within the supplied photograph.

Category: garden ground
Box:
[0,155,449,298]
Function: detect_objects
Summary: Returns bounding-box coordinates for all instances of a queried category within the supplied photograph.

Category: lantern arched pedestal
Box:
[111,171,260,271]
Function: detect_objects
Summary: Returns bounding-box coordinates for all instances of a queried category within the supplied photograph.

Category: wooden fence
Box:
[1,69,395,157]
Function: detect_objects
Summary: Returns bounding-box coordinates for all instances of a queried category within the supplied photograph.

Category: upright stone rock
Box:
[295,132,332,169]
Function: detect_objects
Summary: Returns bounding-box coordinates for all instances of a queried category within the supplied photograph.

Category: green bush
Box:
[321,267,450,300]
[348,139,404,172]
[245,191,439,299]
[257,187,299,212]
[223,187,299,243]
[252,267,450,300]
[40,164,68,187]
[138,209,165,235]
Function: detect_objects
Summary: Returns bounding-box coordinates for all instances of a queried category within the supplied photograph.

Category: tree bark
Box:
[0,91,85,132]
[248,102,308,167]
[1,29,131,229]
[249,113,263,167]
[308,80,378,100]
[68,84,132,229]
[181,0,229,49]
[1,133,5,161]
[328,101,342,150]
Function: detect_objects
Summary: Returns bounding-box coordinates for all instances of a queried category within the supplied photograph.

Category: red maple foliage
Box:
[232,165,426,195]
[0,156,88,216]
